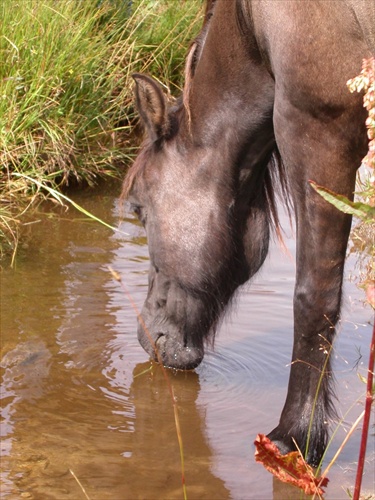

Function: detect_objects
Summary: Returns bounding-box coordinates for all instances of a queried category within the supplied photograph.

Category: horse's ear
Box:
[132,73,169,141]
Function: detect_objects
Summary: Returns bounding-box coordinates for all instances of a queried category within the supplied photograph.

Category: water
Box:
[1,183,373,499]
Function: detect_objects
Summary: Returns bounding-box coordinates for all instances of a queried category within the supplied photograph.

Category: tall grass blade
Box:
[108,266,188,500]
[13,173,129,235]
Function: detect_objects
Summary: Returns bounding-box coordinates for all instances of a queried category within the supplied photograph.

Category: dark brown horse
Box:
[123,0,374,465]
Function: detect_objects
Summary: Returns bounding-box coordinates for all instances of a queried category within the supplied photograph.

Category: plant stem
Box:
[320,410,365,480]
[108,266,188,500]
[13,173,129,236]
[69,469,91,500]
[353,322,375,500]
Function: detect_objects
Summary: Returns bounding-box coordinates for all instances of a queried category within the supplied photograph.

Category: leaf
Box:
[309,181,375,221]
[357,372,368,385]
[254,434,329,496]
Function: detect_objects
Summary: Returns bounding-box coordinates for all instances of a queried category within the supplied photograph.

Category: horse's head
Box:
[123,73,275,370]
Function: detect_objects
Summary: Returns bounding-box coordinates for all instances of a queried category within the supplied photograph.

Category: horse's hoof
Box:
[266,427,321,467]
[266,429,295,456]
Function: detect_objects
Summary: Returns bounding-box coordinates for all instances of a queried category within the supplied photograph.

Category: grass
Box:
[0,0,203,258]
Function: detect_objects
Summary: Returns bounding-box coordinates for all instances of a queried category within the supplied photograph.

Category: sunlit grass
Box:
[0,0,203,257]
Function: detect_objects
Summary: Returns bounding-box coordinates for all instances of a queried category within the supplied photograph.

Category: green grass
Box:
[0,0,203,258]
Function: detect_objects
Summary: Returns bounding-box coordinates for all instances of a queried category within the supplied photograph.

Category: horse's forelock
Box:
[121,140,154,203]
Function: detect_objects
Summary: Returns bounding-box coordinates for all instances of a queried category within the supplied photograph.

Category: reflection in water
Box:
[0,191,227,499]
[125,363,228,498]
[1,186,373,499]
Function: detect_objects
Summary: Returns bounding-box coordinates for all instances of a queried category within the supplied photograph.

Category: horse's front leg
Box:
[269,188,355,465]
[268,213,350,465]
[268,88,366,466]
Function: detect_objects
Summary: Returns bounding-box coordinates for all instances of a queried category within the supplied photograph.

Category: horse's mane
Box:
[183,0,217,124]
[264,149,293,250]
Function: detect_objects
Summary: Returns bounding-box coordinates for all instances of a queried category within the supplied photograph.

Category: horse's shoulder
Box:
[250,0,374,52]
[345,0,375,51]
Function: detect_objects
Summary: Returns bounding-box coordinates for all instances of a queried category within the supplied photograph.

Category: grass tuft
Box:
[0,0,203,257]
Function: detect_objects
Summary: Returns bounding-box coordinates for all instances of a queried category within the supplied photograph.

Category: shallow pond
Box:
[1,183,374,499]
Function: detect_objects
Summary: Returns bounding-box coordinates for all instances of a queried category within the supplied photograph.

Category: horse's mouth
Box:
[139,328,204,370]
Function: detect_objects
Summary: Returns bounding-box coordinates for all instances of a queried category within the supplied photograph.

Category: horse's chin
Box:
[137,326,204,370]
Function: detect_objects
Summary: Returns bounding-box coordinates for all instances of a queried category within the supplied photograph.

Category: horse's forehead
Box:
[145,144,222,224]
[141,141,201,187]
[133,145,164,192]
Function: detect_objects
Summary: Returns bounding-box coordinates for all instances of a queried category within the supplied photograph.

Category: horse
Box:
[122,0,374,465]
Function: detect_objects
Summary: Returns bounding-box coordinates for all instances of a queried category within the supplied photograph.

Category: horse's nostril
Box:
[156,299,166,309]
[155,333,166,350]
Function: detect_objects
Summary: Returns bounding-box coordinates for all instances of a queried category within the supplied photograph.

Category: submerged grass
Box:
[0,0,203,258]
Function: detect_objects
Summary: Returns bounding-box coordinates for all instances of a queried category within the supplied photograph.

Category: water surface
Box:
[1,184,373,499]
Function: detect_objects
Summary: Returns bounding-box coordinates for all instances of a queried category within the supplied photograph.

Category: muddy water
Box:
[1,184,373,500]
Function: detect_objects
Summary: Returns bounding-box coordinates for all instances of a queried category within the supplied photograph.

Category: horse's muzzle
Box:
[137,323,204,370]
[156,333,204,370]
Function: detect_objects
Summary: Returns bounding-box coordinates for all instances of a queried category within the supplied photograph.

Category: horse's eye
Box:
[130,204,146,225]
[131,204,141,217]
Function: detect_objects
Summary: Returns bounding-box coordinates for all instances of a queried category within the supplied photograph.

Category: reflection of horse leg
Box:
[268,85,366,465]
